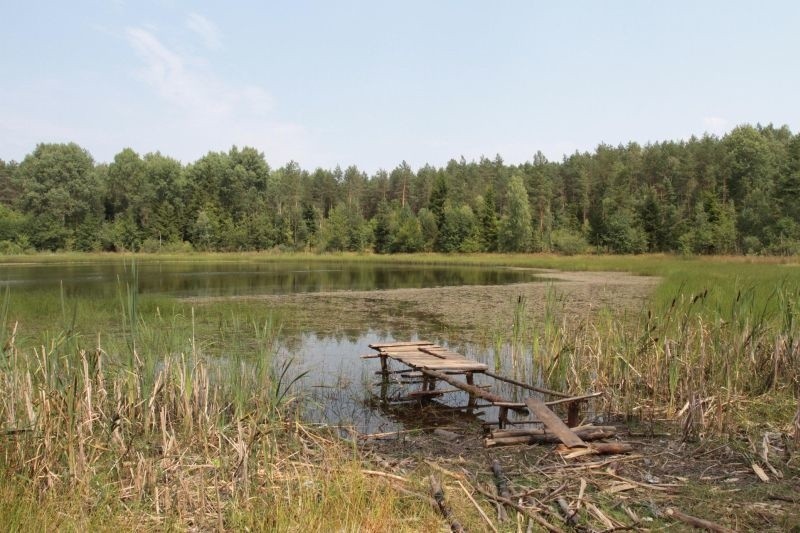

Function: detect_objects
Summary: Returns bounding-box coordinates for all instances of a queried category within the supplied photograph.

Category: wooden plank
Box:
[369,341,434,349]
[524,397,586,448]
[418,348,448,359]
[382,346,436,353]
[421,369,526,412]
[545,392,603,406]
[421,348,466,359]
[422,362,486,371]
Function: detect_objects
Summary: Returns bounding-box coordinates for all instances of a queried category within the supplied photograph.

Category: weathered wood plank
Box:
[369,341,434,349]
[421,368,526,412]
[524,397,586,448]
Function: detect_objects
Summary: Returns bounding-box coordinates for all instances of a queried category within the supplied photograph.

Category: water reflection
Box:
[291,331,559,434]
[0,260,539,298]
[0,258,566,431]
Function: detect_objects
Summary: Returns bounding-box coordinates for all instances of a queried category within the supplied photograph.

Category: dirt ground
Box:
[354,402,800,532]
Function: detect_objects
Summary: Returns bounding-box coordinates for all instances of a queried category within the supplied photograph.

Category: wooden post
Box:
[567,401,580,428]
[465,372,476,410]
[379,353,389,403]
[498,406,509,429]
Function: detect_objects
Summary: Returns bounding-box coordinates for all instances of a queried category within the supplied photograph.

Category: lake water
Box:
[0,259,550,434]
[0,259,537,297]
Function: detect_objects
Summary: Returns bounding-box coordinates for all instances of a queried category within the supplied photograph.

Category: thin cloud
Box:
[125,26,272,120]
[186,12,221,50]
[122,26,312,167]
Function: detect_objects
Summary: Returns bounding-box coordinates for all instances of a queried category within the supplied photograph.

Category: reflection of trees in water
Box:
[3,261,539,298]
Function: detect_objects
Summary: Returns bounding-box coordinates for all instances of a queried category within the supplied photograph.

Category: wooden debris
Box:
[474,484,565,533]
[751,463,770,483]
[429,475,465,533]
[570,442,633,455]
[433,428,460,441]
[490,425,616,440]
[491,460,511,521]
[483,370,571,398]
[421,368,527,412]
[665,507,737,533]
[556,497,578,526]
[457,480,498,533]
[524,398,586,448]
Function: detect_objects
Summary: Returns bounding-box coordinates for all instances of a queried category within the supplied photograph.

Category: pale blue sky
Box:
[1,1,799,172]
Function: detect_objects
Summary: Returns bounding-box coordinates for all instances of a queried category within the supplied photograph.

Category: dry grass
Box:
[0,323,447,531]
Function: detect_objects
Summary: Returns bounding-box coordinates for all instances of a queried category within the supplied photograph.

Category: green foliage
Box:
[318,202,370,252]
[498,174,533,252]
[478,188,498,252]
[5,124,800,255]
[550,228,589,255]
[388,206,423,253]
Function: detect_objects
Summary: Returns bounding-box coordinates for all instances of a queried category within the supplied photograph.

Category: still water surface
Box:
[0,259,536,297]
[0,259,546,433]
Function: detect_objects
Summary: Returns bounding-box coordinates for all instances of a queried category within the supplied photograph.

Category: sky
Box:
[1,1,799,173]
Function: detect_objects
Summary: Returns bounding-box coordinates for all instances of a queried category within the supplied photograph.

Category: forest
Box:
[0,123,799,256]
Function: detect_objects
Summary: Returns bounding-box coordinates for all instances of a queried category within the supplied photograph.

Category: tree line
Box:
[1,123,799,255]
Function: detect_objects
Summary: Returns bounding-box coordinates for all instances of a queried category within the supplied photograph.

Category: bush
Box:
[551,229,589,255]
[0,240,25,255]
[140,238,194,253]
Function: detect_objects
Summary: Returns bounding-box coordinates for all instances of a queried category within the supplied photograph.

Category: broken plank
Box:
[421,368,526,412]
[483,370,572,398]
[524,397,586,448]
[545,392,603,406]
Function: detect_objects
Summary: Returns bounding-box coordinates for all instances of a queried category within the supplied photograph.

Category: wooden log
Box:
[485,427,616,448]
[420,368,527,412]
[490,425,616,440]
[525,397,586,448]
[665,508,736,533]
[429,476,464,533]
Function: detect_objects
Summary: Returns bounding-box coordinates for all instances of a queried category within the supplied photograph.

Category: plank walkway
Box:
[368,341,488,372]
[364,340,629,453]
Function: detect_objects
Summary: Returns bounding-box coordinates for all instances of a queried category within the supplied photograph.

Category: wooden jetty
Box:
[364,341,623,452]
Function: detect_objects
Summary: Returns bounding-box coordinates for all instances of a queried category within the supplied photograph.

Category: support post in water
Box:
[465,371,476,410]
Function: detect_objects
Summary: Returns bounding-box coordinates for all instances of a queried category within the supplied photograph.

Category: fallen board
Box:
[524,397,586,448]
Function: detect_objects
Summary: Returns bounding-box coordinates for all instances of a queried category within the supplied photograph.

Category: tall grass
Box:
[0,266,441,530]
[503,275,800,436]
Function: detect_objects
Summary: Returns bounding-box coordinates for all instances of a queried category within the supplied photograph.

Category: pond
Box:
[0,259,539,297]
[0,259,652,435]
